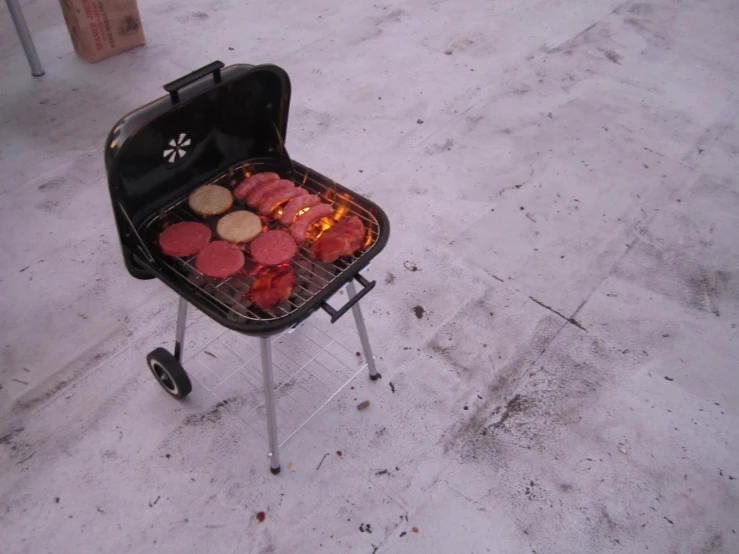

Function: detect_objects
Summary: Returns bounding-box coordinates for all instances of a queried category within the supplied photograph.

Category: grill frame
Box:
[105,61,390,336]
[129,158,390,337]
[105,60,387,473]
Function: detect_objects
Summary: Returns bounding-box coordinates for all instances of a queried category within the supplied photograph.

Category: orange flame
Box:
[334,204,349,220]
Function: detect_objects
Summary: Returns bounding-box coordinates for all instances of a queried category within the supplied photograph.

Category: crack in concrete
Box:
[529,296,586,331]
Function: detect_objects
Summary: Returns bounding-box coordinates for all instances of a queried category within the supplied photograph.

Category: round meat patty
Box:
[311,215,366,262]
[195,240,245,278]
[217,210,263,243]
[158,221,211,257]
[249,230,297,266]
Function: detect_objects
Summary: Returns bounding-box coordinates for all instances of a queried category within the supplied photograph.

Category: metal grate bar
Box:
[278,363,367,447]
[275,331,352,385]
[235,337,336,421]
[180,314,371,448]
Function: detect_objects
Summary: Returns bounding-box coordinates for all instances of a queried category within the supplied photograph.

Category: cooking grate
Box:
[140,160,381,324]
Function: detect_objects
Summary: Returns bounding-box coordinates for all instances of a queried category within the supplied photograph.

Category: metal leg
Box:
[346,280,382,381]
[173,297,188,361]
[259,337,281,474]
[5,0,45,77]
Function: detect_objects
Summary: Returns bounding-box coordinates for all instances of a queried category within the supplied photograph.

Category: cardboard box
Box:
[59,0,145,63]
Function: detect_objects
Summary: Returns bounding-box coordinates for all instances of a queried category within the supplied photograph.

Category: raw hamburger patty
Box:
[189,184,233,216]
[234,172,280,199]
[280,194,321,226]
[258,187,308,215]
[195,240,245,278]
[290,203,334,243]
[158,221,212,257]
[216,210,262,243]
[247,265,296,311]
[246,179,295,207]
[312,215,366,262]
[250,230,297,266]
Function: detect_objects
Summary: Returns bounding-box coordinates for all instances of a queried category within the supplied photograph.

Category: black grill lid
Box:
[105,62,291,228]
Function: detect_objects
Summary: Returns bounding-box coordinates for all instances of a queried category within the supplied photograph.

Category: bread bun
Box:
[217,210,262,243]
[189,185,233,217]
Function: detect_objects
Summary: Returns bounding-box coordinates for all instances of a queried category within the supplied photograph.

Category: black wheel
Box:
[146,347,192,399]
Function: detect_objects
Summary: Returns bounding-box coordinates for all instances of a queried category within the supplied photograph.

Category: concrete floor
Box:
[1,0,738,552]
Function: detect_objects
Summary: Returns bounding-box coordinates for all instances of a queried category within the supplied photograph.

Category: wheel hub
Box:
[150,361,178,393]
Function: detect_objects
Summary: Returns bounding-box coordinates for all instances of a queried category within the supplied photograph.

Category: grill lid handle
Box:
[163,61,225,104]
[320,273,376,324]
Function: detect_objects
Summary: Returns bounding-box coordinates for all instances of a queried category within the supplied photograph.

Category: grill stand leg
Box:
[259,337,281,474]
[174,297,188,361]
[5,0,45,77]
[346,281,382,381]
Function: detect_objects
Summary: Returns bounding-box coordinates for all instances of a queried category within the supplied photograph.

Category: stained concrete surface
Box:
[1,0,738,552]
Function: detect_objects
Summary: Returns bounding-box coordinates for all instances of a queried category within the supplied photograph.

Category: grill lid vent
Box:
[163,133,192,164]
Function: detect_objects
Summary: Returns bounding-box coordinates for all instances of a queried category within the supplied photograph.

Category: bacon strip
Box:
[247,265,296,311]
[311,216,366,262]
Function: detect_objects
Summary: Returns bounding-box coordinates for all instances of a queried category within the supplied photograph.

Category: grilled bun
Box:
[189,185,233,217]
[217,210,262,243]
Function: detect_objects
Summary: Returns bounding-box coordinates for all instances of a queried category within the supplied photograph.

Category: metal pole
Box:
[259,337,281,474]
[346,281,382,380]
[173,297,188,361]
[5,0,45,77]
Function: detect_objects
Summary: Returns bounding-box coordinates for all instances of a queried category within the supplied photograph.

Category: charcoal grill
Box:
[105,61,390,474]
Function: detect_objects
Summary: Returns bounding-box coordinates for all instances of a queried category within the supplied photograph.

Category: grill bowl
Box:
[136,158,389,336]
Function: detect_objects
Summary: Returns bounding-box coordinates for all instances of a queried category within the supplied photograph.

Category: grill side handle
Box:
[163,61,225,104]
[320,273,376,324]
